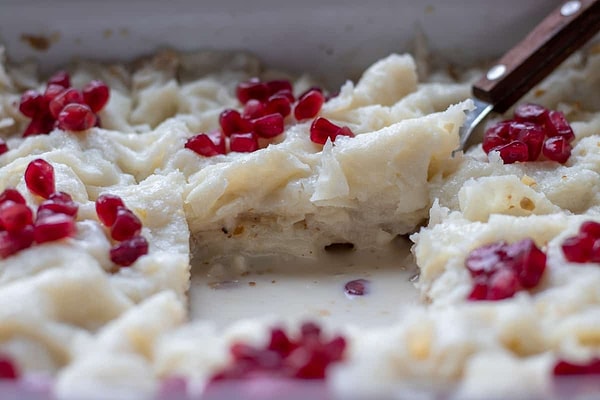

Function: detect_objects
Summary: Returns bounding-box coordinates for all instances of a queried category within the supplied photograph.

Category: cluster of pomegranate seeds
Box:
[561,221,600,263]
[0,159,78,259]
[95,194,148,267]
[210,322,346,382]
[482,103,575,164]
[186,78,354,157]
[18,70,110,136]
[0,355,19,380]
[465,238,547,301]
[553,358,600,375]
[344,279,369,296]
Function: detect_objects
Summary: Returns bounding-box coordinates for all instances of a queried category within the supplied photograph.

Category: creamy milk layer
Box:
[0,42,599,400]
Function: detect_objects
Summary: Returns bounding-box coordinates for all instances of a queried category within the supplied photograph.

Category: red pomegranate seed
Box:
[300,322,321,341]
[494,141,529,164]
[266,94,292,117]
[561,235,594,263]
[38,192,78,217]
[43,84,66,105]
[47,70,71,88]
[268,328,297,357]
[290,347,329,379]
[236,78,270,104]
[266,80,293,96]
[482,121,511,153]
[298,86,323,99]
[82,80,110,112]
[544,110,575,142]
[242,99,267,120]
[0,356,20,380]
[344,279,369,296]
[185,131,226,157]
[252,113,284,138]
[95,194,125,227]
[0,201,33,233]
[511,122,545,161]
[34,212,76,243]
[23,115,55,137]
[219,109,253,136]
[553,358,600,375]
[542,136,571,163]
[0,139,7,155]
[310,117,354,145]
[111,207,142,241]
[230,132,259,153]
[0,189,26,205]
[514,103,548,124]
[272,89,295,103]
[57,103,97,131]
[466,239,546,301]
[25,159,55,199]
[19,90,45,118]
[580,221,600,238]
[110,235,148,266]
[294,89,324,120]
[0,226,34,258]
[48,88,84,119]
[487,269,520,300]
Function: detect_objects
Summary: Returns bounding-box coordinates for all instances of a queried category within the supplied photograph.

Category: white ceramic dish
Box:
[1,1,592,399]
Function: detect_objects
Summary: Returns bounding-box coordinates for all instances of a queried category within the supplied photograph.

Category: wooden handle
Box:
[473,0,600,113]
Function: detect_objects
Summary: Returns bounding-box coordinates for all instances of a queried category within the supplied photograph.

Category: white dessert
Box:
[0,41,599,400]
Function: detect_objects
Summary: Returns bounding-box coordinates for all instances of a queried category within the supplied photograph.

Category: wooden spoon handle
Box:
[473,0,600,113]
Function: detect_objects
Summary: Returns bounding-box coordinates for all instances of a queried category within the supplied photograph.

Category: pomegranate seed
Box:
[47,70,71,88]
[511,122,545,161]
[580,221,600,238]
[242,99,267,120]
[48,88,84,119]
[236,79,270,104]
[294,89,324,120]
[272,89,295,103]
[38,192,78,217]
[266,80,293,96]
[24,159,55,199]
[219,109,253,136]
[325,336,347,361]
[310,117,354,145]
[185,131,226,157]
[298,86,323,99]
[466,239,546,301]
[266,94,292,117]
[34,212,76,243]
[0,139,7,155]
[268,328,297,357]
[57,103,97,131]
[43,84,66,105]
[514,103,548,124]
[300,322,322,341]
[494,141,529,164]
[0,226,34,258]
[0,189,26,205]
[23,115,55,137]
[487,269,520,300]
[0,201,33,233]
[344,279,369,296]
[543,136,571,163]
[290,348,329,379]
[553,358,600,375]
[482,121,511,153]
[544,110,575,142]
[252,113,284,138]
[110,235,148,266]
[19,90,45,118]
[95,194,125,227]
[562,235,594,263]
[230,132,259,153]
[82,80,110,112]
[111,207,142,241]
[0,355,19,380]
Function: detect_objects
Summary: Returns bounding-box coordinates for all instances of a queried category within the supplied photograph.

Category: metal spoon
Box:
[458,0,600,150]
